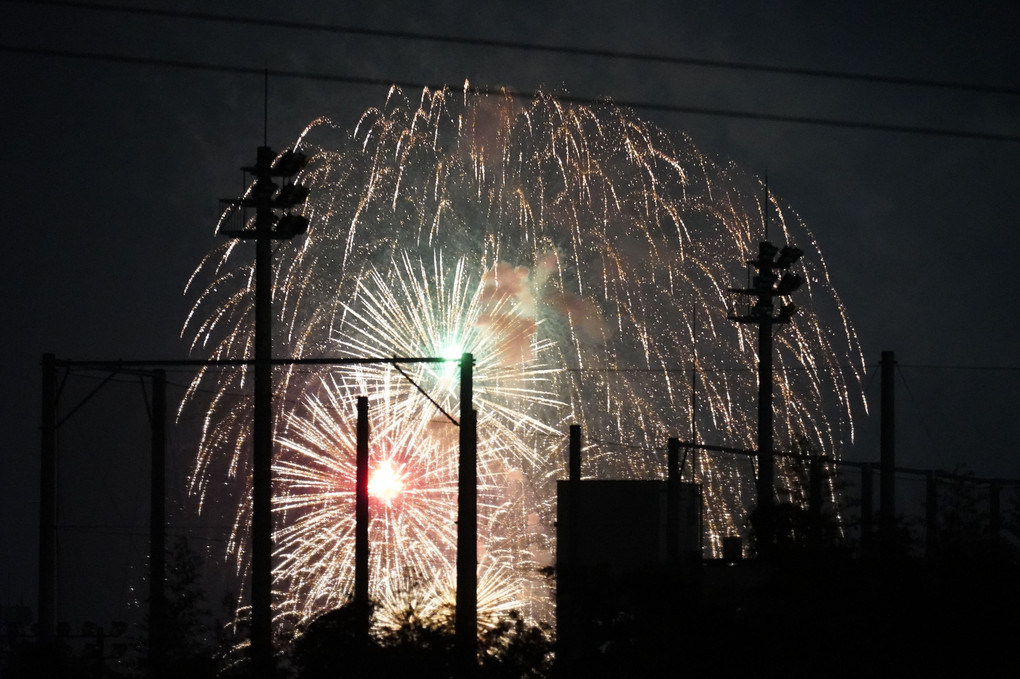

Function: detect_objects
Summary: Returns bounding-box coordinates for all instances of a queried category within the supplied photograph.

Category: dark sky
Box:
[2,0,1018,626]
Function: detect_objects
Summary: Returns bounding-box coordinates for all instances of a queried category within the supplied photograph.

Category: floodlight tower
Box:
[728,241,803,554]
[221,145,309,676]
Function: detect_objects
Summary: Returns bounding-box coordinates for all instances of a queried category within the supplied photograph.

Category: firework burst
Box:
[183,85,864,631]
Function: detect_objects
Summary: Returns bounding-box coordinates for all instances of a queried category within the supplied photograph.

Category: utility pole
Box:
[354,396,370,638]
[808,454,822,546]
[860,463,874,556]
[925,470,938,559]
[221,145,309,676]
[880,350,896,554]
[690,307,699,483]
[149,369,167,677]
[558,425,583,671]
[456,353,477,676]
[567,424,582,566]
[728,240,803,556]
[989,481,1001,544]
[667,438,681,566]
[39,353,57,646]
[38,359,172,655]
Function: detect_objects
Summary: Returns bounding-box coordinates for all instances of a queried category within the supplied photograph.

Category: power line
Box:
[898,363,1020,372]
[9,0,1020,98]
[3,43,1017,144]
[896,364,948,471]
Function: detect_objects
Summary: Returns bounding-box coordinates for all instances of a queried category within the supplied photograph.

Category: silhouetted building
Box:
[556,479,702,671]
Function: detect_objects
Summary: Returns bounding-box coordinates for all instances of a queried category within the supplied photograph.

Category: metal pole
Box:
[805,455,820,549]
[354,396,370,637]
[39,352,57,645]
[880,350,896,554]
[757,313,775,557]
[691,309,698,483]
[757,318,774,507]
[567,424,581,567]
[220,140,306,675]
[860,463,873,557]
[456,353,476,675]
[149,369,167,677]
[568,424,581,483]
[667,438,680,565]
[252,145,276,676]
[559,424,582,671]
[728,240,804,557]
[925,470,938,559]
[989,481,1001,544]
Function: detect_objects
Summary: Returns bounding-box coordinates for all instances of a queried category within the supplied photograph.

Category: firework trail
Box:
[183,85,864,631]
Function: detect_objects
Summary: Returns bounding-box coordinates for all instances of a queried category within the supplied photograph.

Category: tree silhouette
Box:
[145,536,218,678]
[288,602,553,678]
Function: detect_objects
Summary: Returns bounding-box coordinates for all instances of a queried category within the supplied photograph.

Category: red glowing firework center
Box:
[368,460,405,504]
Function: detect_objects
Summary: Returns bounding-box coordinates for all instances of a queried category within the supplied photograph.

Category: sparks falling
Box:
[183,85,865,632]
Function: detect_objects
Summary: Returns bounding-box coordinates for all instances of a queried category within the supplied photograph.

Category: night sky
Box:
[2,0,1018,627]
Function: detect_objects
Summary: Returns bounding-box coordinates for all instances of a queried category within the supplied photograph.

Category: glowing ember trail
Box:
[182,84,865,633]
